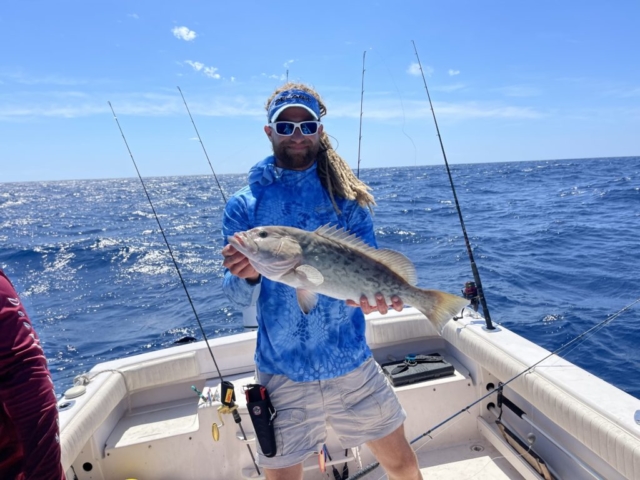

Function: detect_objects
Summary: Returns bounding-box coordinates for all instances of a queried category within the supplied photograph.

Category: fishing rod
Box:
[356,50,366,178]
[411,40,494,330]
[107,102,259,475]
[176,87,262,332]
[176,86,227,203]
[349,295,640,479]
[351,41,637,479]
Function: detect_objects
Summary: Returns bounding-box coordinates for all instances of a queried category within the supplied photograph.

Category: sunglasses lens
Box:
[273,122,319,135]
[300,122,318,135]
[275,123,295,135]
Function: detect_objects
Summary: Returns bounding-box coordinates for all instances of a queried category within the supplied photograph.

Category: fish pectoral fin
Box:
[296,289,318,314]
[294,264,324,287]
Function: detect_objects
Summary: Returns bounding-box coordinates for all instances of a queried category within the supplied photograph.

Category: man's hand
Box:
[221,244,260,282]
[346,293,404,315]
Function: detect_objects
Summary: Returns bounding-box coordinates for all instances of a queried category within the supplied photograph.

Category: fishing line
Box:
[411,40,494,330]
[355,43,637,476]
[369,48,419,168]
[328,134,340,151]
[176,86,227,203]
[356,50,366,178]
[107,102,260,475]
[365,47,423,242]
[108,101,223,376]
[349,295,640,479]
[404,308,620,448]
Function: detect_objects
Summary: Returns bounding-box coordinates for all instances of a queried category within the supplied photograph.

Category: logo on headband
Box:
[268,89,321,122]
[273,92,313,106]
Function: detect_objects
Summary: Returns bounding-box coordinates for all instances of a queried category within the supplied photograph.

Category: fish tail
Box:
[413,289,469,333]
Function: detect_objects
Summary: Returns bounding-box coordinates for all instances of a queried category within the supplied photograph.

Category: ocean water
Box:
[1,157,639,399]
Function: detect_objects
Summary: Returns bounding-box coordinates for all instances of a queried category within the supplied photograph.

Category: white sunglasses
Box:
[268,121,321,136]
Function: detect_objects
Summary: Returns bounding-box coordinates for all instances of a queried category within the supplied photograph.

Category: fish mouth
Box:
[231,233,245,247]
[228,232,257,255]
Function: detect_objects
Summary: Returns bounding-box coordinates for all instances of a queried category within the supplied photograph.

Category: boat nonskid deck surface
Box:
[60,308,640,480]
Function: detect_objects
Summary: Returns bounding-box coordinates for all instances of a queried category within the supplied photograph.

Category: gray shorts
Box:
[255,356,406,469]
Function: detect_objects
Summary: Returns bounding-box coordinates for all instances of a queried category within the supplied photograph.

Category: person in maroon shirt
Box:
[0,270,65,480]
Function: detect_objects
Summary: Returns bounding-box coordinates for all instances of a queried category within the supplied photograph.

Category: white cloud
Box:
[407,63,433,76]
[407,63,421,76]
[0,90,551,122]
[128,13,139,19]
[284,59,295,68]
[434,83,465,93]
[185,60,204,71]
[496,85,541,97]
[185,61,222,80]
[1,71,86,86]
[0,99,107,119]
[172,26,197,41]
[203,66,220,79]
[329,98,545,121]
[605,86,640,98]
[448,69,460,76]
[261,73,286,81]
[435,102,544,119]
[0,92,267,120]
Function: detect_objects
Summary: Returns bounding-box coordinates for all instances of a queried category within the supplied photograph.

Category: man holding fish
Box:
[222,83,466,479]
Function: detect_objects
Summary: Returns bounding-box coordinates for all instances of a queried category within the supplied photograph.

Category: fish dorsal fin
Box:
[370,249,418,285]
[314,224,418,285]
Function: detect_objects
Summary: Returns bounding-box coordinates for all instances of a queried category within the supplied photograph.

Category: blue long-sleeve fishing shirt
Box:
[222,156,376,382]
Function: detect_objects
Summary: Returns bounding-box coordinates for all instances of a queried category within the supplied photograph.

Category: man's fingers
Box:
[222,248,247,269]
[359,295,374,315]
[222,248,259,279]
[375,293,388,315]
[236,262,259,279]
[391,295,404,312]
[221,244,237,255]
[347,294,404,314]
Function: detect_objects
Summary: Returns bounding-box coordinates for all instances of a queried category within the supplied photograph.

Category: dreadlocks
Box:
[265,82,376,213]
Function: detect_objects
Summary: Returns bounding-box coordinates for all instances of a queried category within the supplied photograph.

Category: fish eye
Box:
[258,231,268,238]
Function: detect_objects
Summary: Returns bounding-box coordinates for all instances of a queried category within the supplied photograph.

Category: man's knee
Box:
[263,463,303,480]
[367,425,421,478]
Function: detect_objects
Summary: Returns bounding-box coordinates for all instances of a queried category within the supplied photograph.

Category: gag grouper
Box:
[228,224,469,332]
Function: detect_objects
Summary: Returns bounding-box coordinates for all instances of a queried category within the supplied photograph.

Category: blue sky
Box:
[1,1,638,182]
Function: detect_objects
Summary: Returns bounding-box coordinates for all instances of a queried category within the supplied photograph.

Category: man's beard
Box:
[273,141,320,170]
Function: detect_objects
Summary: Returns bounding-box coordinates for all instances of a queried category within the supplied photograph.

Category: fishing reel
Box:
[212,381,242,442]
[462,281,480,312]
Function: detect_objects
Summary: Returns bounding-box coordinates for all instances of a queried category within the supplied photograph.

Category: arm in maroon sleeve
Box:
[0,271,65,480]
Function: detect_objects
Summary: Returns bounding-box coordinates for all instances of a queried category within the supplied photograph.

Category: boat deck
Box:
[414,441,524,480]
[326,439,524,480]
[61,309,640,480]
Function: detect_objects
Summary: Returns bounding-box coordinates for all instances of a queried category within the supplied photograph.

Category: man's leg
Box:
[366,424,422,480]
[324,358,422,479]
[254,371,325,478]
[264,463,303,480]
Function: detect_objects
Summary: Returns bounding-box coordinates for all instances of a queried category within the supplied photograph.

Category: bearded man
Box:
[221,84,422,480]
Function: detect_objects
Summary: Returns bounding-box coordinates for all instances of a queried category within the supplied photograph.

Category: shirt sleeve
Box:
[221,194,261,308]
[0,273,65,480]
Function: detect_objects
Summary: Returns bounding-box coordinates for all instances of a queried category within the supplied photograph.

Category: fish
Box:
[227,224,469,333]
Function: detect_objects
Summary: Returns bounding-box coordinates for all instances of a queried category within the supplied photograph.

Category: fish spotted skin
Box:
[228,224,469,333]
